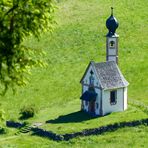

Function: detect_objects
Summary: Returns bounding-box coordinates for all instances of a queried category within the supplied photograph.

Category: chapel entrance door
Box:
[89,101,95,113]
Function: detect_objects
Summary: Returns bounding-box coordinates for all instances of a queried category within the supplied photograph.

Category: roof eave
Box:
[91,62,104,89]
[103,85,128,91]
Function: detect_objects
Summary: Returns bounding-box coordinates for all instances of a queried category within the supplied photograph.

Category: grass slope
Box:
[0,0,147,147]
[0,126,148,148]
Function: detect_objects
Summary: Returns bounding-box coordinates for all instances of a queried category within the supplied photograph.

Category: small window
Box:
[110,90,117,105]
[89,75,94,85]
[110,41,115,47]
[89,70,94,85]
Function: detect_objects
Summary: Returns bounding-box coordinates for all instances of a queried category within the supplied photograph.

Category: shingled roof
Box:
[81,61,129,90]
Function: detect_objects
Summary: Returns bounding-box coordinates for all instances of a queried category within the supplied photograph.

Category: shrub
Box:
[0,127,7,134]
[19,105,37,119]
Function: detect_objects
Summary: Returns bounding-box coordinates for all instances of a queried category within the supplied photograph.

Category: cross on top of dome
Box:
[106,7,119,37]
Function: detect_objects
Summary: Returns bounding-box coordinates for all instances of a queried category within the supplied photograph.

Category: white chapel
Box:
[80,8,129,116]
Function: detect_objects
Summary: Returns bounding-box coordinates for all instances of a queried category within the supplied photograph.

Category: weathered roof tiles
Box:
[93,61,129,90]
[80,61,129,90]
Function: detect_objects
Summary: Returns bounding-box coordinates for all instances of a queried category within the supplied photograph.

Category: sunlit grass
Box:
[0,0,147,147]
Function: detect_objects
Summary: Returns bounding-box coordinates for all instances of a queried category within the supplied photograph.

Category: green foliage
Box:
[0,126,6,134]
[0,0,55,94]
[19,104,37,119]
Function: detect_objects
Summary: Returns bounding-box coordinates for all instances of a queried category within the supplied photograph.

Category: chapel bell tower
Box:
[106,7,119,64]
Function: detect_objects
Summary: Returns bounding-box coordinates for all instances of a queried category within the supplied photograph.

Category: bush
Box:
[19,105,37,119]
[0,127,7,134]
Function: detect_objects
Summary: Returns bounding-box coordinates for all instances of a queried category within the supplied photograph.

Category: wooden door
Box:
[89,101,95,113]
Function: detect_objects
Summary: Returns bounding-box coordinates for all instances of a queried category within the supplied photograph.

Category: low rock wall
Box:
[32,118,148,141]
[32,128,63,141]
[6,121,25,128]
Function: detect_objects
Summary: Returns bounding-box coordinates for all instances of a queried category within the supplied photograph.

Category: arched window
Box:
[89,75,94,85]
[110,41,115,47]
[89,70,94,85]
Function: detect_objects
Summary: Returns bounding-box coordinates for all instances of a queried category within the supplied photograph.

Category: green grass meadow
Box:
[0,0,148,147]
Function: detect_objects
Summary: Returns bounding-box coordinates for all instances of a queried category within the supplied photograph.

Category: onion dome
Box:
[106,7,119,37]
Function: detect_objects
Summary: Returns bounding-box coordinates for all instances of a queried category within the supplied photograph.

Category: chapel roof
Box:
[80,61,129,90]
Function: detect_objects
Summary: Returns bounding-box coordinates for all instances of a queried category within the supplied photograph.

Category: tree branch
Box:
[5,4,18,16]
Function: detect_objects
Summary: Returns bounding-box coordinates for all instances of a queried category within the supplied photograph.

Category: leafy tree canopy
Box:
[0,0,55,94]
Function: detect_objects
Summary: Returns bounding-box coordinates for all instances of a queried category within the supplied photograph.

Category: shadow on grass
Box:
[46,111,96,124]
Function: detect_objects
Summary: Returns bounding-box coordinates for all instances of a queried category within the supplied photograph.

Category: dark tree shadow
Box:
[46,111,96,124]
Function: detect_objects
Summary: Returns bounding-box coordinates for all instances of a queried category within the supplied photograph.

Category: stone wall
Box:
[32,118,148,141]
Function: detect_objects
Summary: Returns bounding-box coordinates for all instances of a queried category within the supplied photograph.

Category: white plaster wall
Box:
[95,88,101,115]
[83,64,100,87]
[124,87,128,110]
[82,85,88,111]
[83,85,88,93]
[83,100,88,111]
[108,49,116,55]
[108,37,116,43]
[82,85,89,111]
[108,56,116,62]
[102,88,124,116]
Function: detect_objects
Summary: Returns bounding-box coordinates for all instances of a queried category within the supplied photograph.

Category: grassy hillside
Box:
[0,0,147,147]
[0,126,148,148]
